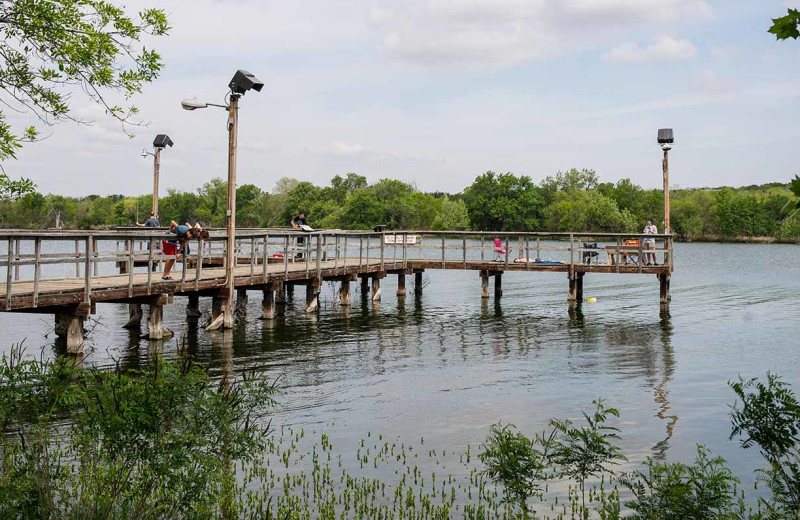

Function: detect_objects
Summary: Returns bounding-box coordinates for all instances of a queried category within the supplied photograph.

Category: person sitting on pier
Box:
[643,219,658,266]
[161,222,202,280]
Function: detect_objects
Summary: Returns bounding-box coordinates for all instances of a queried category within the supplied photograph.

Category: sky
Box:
[8,0,800,197]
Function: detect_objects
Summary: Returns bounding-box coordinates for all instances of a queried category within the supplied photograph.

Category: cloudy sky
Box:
[9,0,800,196]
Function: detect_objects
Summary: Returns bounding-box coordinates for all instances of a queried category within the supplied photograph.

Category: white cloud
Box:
[372,0,711,68]
[601,37,698,63]
[333,142,367,156]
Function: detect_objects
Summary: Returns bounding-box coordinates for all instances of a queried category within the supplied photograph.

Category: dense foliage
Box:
[2,352,799,518]
[0,170,798,242]
[0,0,169,195]
[0,348,276,519]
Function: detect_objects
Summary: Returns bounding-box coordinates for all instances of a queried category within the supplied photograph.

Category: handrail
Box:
[0,229,674,310]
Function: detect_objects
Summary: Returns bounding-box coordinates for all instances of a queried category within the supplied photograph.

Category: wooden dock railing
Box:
[0,229,673,312]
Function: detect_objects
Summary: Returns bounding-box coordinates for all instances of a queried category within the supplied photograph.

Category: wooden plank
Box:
[5,238,13,309]
[84,236,92,303]
[33,238,41,307]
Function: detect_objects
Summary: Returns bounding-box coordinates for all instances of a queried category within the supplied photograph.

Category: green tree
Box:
[432,197,469,231]
[342,190,382,229]
[331,172,367,203]
[548,190,638,233]
[540,168,600,205]
[196,178,228,227]
[462,171,546,231]
[0,0,169,186]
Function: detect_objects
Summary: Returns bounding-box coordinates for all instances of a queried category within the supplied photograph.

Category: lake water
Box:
[1,241,799,497]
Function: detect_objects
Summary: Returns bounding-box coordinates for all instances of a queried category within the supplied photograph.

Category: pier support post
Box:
[206,294,229,331]
[147,302,173,340]
[276,282,286,304]
[494,272,503,299]
[361,275,369,297]
[285,283,294,301]
[371,274,382,301]
[568,272,584,302]
[262,283,277,320]
[397,274,406,297]
[235,288,248,315]
[186,295,202,317]
[414,271,423,297]
[658,273,671,304]
[55,313,85,354]
[305,280,320,313]
[340,280,351,307]
[123,303,142,329]
[480,271,490,299]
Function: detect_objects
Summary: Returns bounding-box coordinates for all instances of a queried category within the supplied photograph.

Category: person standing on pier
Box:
[136,211,160,228]
[291,211,308,259]
[643,219,658,266]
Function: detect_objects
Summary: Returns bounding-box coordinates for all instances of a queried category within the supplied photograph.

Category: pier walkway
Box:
[1,229,673,353]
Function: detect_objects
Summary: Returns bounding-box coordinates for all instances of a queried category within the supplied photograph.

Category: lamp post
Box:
[141,134,173,218]
[182,70,263,329]
[657,129,674,234]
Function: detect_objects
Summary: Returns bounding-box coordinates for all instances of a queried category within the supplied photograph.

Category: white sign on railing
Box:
[383,235,419,245]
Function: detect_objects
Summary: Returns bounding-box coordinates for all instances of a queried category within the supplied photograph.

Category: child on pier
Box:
[161,222,202,280]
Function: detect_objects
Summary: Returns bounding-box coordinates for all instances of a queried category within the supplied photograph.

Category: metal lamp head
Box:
[228,70,264,95]
[657,128,674,145]
[181,98,208,111]
[153,134,174,149]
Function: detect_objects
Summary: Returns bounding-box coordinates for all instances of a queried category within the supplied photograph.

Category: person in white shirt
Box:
[643,219,658,266]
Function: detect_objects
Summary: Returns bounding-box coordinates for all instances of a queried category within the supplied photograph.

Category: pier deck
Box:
[1,229,673,352]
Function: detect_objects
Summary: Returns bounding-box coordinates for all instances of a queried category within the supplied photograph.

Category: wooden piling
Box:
[480,270,490,299]
[206,294,227,331]
[659,273,671,304]
[494,272,503,299]
[568,272,584,302]
[55,313,85,354]
[305,281,319,313]
[276,282,286,304]
[235,288,248,315]
[340,280,351,307]
[123,303,142,329]
[186,294,202,317]
[414,271,423,296]
[397,274,406,296]
[361,275,369,296]
[147,303,173,340]
[371,274,382,301]
[262,284,276,320]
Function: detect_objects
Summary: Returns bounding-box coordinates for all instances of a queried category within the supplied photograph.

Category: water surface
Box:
[1,241,798,492]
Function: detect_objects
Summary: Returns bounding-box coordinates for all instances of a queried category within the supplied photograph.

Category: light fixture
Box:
[228,70,264,95]
[153,134,174,149]
[181,98,208,111]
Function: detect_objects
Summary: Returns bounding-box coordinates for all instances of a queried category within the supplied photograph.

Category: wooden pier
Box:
[1,229,673,353]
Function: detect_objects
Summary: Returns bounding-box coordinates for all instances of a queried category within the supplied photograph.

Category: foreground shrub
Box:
[0,348,276,519]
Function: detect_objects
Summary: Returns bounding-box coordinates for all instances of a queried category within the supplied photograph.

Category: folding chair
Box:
[493,238,508,261]
[622,239,640,264]
[582,242,599,264]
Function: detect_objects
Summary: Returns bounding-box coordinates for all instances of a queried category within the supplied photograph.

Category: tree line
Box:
[1,169,798,241]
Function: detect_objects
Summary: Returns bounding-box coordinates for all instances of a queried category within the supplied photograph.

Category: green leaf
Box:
[769,9,800,40]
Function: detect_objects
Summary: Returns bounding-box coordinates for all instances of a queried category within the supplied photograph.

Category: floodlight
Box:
[228,70,264,95]
[153,134,174,149]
